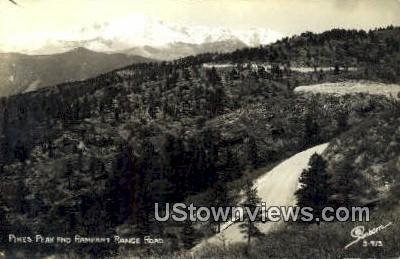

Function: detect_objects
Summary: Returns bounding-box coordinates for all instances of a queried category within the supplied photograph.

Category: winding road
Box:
[192,143,329,251]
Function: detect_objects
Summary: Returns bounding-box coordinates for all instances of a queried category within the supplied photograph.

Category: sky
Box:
[1,0,400,53]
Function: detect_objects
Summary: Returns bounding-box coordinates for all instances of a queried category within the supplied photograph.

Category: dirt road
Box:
[193,143,329,251]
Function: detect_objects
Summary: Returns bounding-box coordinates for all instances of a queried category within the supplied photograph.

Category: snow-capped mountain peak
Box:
[28,17,283,55]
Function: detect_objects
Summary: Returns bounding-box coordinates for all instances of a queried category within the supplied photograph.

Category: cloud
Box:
[0,0,399,53]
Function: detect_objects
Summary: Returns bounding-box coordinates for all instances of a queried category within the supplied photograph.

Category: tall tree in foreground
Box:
[181,219,199,249]
[330,155,361,207]
[240,178,263,254]
[246,135,259,168]
[295,153,330,224]
[0,202,11,252]
[207,173,235,233]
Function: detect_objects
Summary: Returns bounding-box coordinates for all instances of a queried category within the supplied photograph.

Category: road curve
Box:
[192,143,329,251]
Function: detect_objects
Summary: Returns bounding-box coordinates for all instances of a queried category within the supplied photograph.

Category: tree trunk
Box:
[247,225,251,254]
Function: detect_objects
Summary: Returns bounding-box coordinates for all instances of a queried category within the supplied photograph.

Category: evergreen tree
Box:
[206,67,221,85]
[13,140,28,162]
[229,68,240,80]
[304,112,320,146]
[295,153,330,223]
[65,161,74,191]
[224,149,243,180]
[206,85,225,117]
[135,187,154,240]
[0,203,11,252]
[134,140,157,238]
[207,173,235,233]
[246,135,259,168]
[239,178,263,254]
[336,111,349,133]
[271,64,282,78]
[334,64,340,75]
[181,220,198,249]
[102,143,136,226]
[330,156,361,207]
[77,194,118,257]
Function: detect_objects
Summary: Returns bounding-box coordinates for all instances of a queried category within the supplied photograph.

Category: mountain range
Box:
[20,18,283,57]
[0,26,399,258]
[121,39,248,60]
[0,48,151,97]
[0,20,283,97]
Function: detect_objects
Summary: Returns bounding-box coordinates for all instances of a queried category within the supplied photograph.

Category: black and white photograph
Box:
[0,0,400,258]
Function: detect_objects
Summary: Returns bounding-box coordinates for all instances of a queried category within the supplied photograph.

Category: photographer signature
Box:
[344,222,393,250]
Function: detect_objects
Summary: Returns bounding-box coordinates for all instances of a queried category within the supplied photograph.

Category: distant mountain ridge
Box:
[9,18,283,56]
[0,19,284,96]
[0,48,152,97]
[122,39,248,60]
[0,39,248,97]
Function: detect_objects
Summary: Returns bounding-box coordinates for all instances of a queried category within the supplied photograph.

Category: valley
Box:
[0,48,151,97]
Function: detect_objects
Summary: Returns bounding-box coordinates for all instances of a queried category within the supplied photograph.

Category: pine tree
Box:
[229,68,240,80]
[111,144,135,223]
[246,135,259,168]
[207,173,235,233]
[224,149,242,180]
[65,161,74,190]
[135,188,154,240]
[134,140,157,238]
[0,203,11,252]
[334,64,340,75]
[295,153,330,223]
[336,111,349,133]
[239,178,263,254]
[206,67,221,85]
[304,112,320,146]
[330,156,360,207]
[206,85,225,117]
[181,220,198,249]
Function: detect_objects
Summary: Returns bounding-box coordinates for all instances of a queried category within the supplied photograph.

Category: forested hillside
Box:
[0,26,399,257]
[0,48,151,97]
